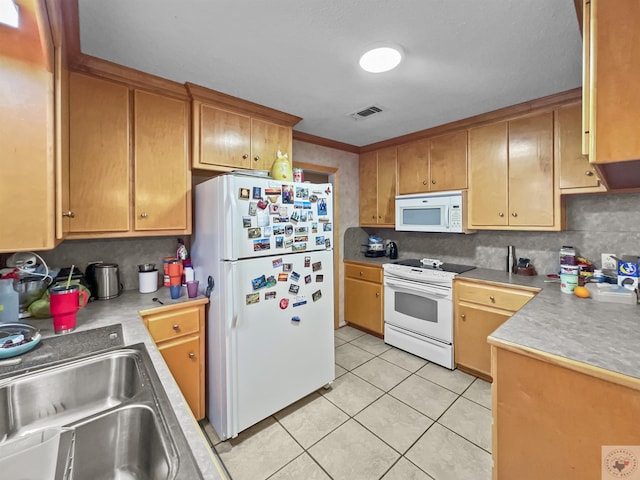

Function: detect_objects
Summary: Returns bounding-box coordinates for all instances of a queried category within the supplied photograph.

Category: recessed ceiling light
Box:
[359,43,404,73]
[0,0,19,28]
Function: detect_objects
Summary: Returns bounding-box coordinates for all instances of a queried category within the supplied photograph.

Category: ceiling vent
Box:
[351,104,384,120]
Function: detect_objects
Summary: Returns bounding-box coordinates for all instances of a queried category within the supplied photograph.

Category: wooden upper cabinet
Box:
[250,118,292,171]
[429,130,468,191]
[69,72,130,233]
[556,102,603,192]
[187,83,300,173]
[508,112,554,227]
[397,131,467,195]
[197,104,251,169]
[468,121,509,227]
[0,0,56,252]
[359,147,397,227]
[469,112,559,230]
[134,90,190,230]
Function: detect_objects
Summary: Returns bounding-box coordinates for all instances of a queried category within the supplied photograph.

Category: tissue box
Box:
[617,258,639,289]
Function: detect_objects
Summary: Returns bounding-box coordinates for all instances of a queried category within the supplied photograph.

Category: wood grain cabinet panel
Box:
[344,262,384,336]
[250,118,292,171]
[198,104,251,169]
[141,303,206,420]
[359,147,397,227]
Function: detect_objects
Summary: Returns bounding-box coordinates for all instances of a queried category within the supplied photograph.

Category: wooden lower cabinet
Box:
[454,279,536,380]
[491,345,640,480]
[140,300,207,420]
[344,261,384,335]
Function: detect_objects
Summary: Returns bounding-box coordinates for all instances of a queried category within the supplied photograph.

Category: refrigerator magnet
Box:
[248,227,261,239]
[292,243,307,252]
[294,201,311,210]
[317,198,328,216]
[272,257,283,268]
[304,275,312,284]
[263,226,272,237]
[265,275,277,288]
[325,186,331,195]
[312,261,322,272]
[291,315,300,323]
[295,187,309,199]
[246,292,260,305]
[292,298,307,307]
[248,202,257,215]
[279,298,289,309]
[325,238,331,248]
[239,188,250,200]
[309,194,318,203]
[323,222,332,232]
[252,187,262,199]
[307,212,314,221]
[269,203,280,214]
[290,271,300,282]
[311,223,318,233]
[257,211,270,227]
[265,291,277,300]
[294,235,308,243]
[253,238,270,251]
[289,284,300,294]
[275,236,284,248]
[242,216,252,228]
[283,263,293,272]
[315,236,325,245]
[304,256,311,267]
[290,210,300,223]
[284,238,294,248]
[295,226,308,234]
[280,206,288,216]
[300,211,308,222]
[285,225,293,236]
[312,290,322,302]
[282,185,294,204]
[278,273,288,282]
[257,198,269,210]
[315,274,324,282]
[251,275,267,290]
[265,187,281,196]
[273,225,285,235]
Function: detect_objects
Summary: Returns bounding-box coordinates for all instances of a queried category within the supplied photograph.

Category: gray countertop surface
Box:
[26,288,227,480]
[347,254,640,380]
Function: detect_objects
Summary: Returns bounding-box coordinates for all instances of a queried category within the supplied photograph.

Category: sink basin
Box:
[0,343,203,479]
[68,405,172,480]
[0,350,144,440]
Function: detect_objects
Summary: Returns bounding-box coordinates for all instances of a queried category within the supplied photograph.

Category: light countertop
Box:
[27,288,228,480]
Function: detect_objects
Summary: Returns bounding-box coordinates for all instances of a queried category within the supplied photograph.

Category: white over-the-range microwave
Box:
[395,190,475,233]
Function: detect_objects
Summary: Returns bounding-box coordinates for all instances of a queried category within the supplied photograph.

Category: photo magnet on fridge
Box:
[304,256,311,267]
[283,263,293,272]
[292,299,307,307]
[275,236,284,248]
[290,210,300,223]
[282,185,294,204]
[265,187,281,196]
[295,226,308,234]
[285,225,294,236]
[300,210,308,222]
[294,235,308,243]
[315,236,325,245]
[265,275,277,288]
[257,211,270,227]
[246,292,260,305]
[312,290,322,302]
[253,238,270,251]
[317,198,328,216]
[263,226,272,237]
[248,227,261,239]
[309,194,318,203]
[269,203,280,214]
[273,225,285,235]
[312,261,322,272]
[292,243,307,252]
[315,274,324,282]
[242,216,252,228]
[265,291,277,300]
[284,238,293,248]
[323,222,332,232]
[305,275,312,284]
[239,188,250,200]
[311,223,318,233]
[325,238,331,248]
[288,284,300,294]
[290,271,300,282]
[252,186,262,199]
[295,187,309,199]
[278,273,289,282]
[248,202,257,216]
[272,257,283,268]
[251,275,267,290]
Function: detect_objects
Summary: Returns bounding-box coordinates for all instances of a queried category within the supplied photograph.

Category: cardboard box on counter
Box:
[617,256,639,290]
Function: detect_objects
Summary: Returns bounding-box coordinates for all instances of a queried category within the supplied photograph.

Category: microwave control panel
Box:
[450,205,462,229]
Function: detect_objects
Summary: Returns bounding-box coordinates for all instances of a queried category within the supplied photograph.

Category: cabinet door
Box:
[397,139,429,195]
[134,90,190,230]
[508,112,553,226]
[429,130,468,192]
[376,146,397,226]
[251,118,292,171]
[556,103,600,189]
[69,73,130,232]
[158,335,203,420]
[198,104,251,169]
[344,277,383,335]
[589,0,640,164]
[359,151,378,225]
[455,303,511,378]
[468,122,508,226]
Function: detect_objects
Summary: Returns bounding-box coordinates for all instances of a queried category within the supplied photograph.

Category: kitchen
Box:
[2,0,640,479]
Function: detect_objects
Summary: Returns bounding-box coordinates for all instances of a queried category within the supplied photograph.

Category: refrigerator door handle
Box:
[227,261,239,329]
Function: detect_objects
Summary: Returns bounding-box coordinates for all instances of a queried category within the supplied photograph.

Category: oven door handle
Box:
[385,279,450,298]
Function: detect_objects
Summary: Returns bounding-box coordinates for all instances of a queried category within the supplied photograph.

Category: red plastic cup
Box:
[49,285,88,334]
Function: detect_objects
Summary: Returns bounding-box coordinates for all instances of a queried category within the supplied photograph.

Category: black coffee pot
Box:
[387,241,398,259]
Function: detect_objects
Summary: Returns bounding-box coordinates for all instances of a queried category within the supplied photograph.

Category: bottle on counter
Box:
[177,238,188,261]
[183,259,194,286]
[0,278,19,323]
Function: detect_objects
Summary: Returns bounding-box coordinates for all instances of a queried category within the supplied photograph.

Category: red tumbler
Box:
[49,285,88,334]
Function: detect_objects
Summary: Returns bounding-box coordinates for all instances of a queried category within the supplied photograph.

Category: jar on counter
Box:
[559,246,576,266]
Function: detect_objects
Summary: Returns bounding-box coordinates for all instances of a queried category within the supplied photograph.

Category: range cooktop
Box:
[390,258,476,275]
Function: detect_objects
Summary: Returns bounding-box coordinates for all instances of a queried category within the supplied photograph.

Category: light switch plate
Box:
[601,253,617,270]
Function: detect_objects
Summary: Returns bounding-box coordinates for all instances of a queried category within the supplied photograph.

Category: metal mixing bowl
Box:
[138,263,156,272]
[13,277,51,310]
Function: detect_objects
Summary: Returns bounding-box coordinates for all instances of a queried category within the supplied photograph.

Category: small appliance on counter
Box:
[387,241,398,259]
[85,262,123,300]
[363,235,386,257]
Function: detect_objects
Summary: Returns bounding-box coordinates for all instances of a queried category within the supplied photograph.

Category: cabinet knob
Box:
[254,155,260,162]
[372,215,376,219]
[498,212,504,217]
[359,271,363,276]
[378,215,382,219]
[173,324,180,331]
[431,179,436,184]
[188,352,196,359]
[489,296,495,302]
[375,292,380,298]
[141,212,148,218]
[62,211,75,218]
[422,180,428,185]
[585,170,594,176]
[242,154,249,159]
[460,314,466,320]
[511,212,518,217]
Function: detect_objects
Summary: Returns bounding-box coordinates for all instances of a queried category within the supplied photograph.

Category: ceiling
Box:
[76,0,583,148]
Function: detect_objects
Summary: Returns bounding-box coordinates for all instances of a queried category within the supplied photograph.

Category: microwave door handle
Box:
[445,206,450,228]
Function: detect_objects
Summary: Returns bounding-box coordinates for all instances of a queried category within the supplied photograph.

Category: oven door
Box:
[383,275,453,343]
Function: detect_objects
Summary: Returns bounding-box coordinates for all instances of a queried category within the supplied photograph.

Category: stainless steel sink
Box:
[0,343,203,480]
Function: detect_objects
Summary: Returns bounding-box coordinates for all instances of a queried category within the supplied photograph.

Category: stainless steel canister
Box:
[94,263,123,300]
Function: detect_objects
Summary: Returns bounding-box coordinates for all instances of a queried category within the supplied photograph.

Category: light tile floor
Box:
[201,325,493,480]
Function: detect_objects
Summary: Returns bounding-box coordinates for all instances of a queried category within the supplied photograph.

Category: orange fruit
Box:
[573,286,590,298]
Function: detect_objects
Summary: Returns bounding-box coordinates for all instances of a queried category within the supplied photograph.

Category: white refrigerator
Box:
[191,173,335,440]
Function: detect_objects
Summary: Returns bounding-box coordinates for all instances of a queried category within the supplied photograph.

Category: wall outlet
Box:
[601,253,617,270]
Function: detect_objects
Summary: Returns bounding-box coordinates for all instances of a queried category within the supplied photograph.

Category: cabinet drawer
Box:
[344,263,382,283]
[456,281,535,312]
[145,306,200,343]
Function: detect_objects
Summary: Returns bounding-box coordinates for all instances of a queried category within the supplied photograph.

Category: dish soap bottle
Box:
[0,278,19,323]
